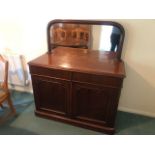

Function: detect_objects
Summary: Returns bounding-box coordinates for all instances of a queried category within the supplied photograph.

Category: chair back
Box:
[0,55,9,90]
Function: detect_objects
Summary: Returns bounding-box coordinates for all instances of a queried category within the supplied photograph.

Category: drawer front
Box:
[29,65,71,80]
[72,72,123,87]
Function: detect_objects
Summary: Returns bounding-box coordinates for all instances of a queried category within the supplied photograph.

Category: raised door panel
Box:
[31,75,70,116]
[72,82,120,126]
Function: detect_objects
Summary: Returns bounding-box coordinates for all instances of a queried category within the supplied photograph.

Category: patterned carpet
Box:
[0,90,155,135]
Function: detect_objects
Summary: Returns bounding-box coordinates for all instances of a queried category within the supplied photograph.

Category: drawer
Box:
[72,72,123,87]
[29,65,71,80]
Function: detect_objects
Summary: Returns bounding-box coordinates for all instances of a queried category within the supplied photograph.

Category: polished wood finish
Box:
[29,47,125,77]
[0,55,16,114]
[29,47,125,134]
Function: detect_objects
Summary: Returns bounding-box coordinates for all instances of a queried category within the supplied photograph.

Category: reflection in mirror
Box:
[91,25,122,52]
[50,23,91,49]
[49,22,124,55]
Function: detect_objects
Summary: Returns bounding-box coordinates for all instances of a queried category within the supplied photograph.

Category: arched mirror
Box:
[47,20,125,59]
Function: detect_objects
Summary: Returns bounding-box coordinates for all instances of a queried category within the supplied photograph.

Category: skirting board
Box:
[118,106,155,118]
[9,84,33,93]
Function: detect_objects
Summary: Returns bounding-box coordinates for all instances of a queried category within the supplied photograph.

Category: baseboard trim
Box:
[118,106,155,118]
[9,86,33,94]
[9,84,33,93]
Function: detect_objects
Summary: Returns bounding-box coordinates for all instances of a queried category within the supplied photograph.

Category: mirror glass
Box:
[49,23,124,53]
[91,25,122,52]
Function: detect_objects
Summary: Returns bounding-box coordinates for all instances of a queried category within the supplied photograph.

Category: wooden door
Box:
[72,82,120,127]
[31,75,70,116]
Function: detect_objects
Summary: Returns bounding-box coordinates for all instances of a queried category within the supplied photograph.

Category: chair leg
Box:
[7,96,16,114]
[0,104,4,108]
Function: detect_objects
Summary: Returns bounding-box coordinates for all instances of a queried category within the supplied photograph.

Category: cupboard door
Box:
[72,82,120,126]
[31,75,70,116]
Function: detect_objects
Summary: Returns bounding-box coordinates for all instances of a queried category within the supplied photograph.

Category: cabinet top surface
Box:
[29,47,125,77]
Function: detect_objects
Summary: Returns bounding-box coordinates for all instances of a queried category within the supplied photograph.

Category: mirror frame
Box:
[47,19,125,59]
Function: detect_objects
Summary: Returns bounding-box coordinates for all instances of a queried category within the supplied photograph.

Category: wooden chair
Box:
[0,54,16,114]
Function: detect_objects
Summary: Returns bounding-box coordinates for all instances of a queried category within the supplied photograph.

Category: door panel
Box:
[72,82,118,125]
[32,75,70,116]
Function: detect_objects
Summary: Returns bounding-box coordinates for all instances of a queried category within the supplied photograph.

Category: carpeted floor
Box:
[0,90,155,135]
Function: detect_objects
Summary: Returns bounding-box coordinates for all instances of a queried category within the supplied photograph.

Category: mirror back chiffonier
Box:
[28,20,125,134]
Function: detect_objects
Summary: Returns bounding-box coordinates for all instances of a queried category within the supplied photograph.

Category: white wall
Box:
[116,20,155,117]
[0,1,155,117]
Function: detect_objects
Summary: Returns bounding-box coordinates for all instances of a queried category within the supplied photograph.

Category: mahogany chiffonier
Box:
[29,20,125,134]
